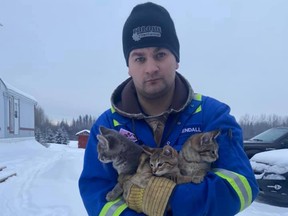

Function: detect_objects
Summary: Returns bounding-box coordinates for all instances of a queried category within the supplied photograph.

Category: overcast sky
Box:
[1,0,287,123]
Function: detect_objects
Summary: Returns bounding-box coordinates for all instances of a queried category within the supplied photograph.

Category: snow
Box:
[0,138,86,216]
[250,149,288,181]
[0,138,287,216]
[75,129,90,136]
[1,79,37,102]
[251,149,288,168]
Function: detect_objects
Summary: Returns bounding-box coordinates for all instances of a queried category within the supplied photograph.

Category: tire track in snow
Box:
[2,146,69,216]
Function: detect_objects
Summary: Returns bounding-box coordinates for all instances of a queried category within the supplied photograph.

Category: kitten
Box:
[97,126,220,201]
[144,130,220,184]
[143,145,194,184]
[178,130,221,183]
[96,126,143,201]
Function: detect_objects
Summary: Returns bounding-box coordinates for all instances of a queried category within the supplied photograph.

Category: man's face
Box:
[128,47,179,100]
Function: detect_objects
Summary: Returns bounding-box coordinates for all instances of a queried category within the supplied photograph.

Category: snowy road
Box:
[0,139,86,216]
[0,138,287,216]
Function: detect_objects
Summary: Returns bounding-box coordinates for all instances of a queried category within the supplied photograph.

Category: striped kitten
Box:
[144,130,220,184]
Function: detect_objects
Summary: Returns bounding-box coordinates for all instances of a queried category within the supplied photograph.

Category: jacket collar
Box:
[111,72,194,119]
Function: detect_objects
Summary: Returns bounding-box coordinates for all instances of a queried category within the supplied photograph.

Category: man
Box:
[79,2,259,216]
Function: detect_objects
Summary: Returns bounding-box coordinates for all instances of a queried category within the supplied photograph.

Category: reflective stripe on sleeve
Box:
[213,168,252,212]
[99,198,128,216]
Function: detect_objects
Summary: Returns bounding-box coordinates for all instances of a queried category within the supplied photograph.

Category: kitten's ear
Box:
[163,145,173,157]
[200,133,211,145]
[201,130,221,144]
[213,130,221,139]
[99,126,122,140]
[99,126,104,134]
[99,126,111,135]
[97,134,109,149]
[142,145,155,155]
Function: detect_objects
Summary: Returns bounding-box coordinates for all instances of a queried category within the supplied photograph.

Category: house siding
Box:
[0,79,37,138]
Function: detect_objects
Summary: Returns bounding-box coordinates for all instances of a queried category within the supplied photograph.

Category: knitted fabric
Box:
[126,176,176,216]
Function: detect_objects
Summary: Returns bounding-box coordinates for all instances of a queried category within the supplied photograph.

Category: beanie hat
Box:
[122,2,180,66]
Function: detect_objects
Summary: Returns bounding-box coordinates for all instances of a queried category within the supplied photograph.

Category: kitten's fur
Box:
[143,145,194,184]
[97,126,143,201]
[97,126,220,201]
[178,130,221,183]
[144,130,220,184]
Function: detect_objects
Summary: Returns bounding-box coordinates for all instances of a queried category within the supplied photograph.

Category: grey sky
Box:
[1,0,287,122]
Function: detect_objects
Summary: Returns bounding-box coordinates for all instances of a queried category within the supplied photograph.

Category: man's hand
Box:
[125,176,176,216]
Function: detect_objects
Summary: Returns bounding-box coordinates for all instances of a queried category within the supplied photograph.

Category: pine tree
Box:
[45,128,55,143]
[54,127,70,144]
[61,127,69,145]
[35,128,48,147]
[54,128,63,144]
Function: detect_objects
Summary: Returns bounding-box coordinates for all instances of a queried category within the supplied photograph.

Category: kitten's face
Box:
[189,130,220,162]
[198,130,220,162]
[96,127,120,163]
[143,145,178,176]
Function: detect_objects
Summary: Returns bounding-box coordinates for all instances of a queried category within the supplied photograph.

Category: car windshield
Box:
[250,127,288,142]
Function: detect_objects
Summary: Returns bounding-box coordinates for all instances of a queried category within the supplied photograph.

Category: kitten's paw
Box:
[191,176,204,184]
[106,192,117,201]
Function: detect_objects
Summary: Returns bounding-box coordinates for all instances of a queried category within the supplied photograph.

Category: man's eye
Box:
[156,52,166,59]
[135,57,145,63]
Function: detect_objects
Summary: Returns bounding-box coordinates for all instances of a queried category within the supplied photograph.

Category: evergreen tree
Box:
[61,127,69,145]
[54,128,63,144]
[35,105,97,141]
[35,128,48,147]
[45,128,55,143]
[54,127,70,144]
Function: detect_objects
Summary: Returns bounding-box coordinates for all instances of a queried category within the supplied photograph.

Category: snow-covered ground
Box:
[0,138,86,216]
[0,138,287,216]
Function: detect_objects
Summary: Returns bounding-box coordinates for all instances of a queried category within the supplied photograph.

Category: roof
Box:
[0,78,37,103]
[75,129,90,136]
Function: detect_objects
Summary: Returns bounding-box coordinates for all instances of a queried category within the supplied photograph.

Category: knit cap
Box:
[122,2,180,66]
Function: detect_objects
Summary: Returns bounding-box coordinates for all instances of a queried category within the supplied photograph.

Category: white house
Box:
[0,78,37,138]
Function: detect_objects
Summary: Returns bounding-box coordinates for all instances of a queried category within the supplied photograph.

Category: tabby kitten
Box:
[143,145,194,184]
[96,126,143,201]
[178,130,221,183]
[144,130,220,184]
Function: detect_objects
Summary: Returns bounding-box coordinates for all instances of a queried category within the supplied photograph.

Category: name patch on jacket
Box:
[181,126,202,134]
[119,128,138,142]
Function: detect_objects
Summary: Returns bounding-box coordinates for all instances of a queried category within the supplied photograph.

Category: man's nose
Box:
[145,58,159,74]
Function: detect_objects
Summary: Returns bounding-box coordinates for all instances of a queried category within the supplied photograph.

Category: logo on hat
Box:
[132,26,162,41]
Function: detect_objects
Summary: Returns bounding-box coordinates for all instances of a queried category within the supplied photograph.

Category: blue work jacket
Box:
[79,92,259,216]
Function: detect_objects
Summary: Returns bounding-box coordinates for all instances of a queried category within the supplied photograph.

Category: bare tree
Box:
[239,114,288,139]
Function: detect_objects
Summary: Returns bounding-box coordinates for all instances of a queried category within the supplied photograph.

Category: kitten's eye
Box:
[150,163,154,167]
[158,163,163,167]
[203,138,209,143]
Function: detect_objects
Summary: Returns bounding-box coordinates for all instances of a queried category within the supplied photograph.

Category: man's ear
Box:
[128,69,131,76]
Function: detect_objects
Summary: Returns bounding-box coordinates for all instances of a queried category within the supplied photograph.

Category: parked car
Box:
[243,127,288,158]
[250,149,288,206]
